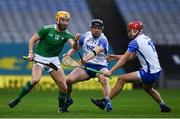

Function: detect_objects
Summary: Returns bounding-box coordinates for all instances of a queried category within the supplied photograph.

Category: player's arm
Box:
[106,54,123,61]
[83,38,107,62]
[82,46,103,62]
[129,53,136,60]
[107,53,136,61]
[68,33,80,50]
[66,48,77,56]
[67,33,81,56]
[109,50,132,73]
[105,39,138,76]
[28,33,40,61]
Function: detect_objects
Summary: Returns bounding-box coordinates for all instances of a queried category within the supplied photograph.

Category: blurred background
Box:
[0,0,180,90]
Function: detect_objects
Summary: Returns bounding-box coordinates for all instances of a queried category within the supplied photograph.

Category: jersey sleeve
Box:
[128,39,139,52]
[98,38,107,50]
[65,31,74,42]
[37,25,51,39]
[79,34,86,47]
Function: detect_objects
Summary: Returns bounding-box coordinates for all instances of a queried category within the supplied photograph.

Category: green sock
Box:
[16,81,34,101]
[58,92,67,108]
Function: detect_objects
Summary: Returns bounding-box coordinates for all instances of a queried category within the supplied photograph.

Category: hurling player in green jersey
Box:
[8,11,80,112]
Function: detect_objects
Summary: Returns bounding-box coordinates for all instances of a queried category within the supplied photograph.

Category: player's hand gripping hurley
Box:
[62,53,112,78]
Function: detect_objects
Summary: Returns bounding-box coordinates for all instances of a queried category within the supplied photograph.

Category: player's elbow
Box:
[119,60,126,66]
[66,78,73,86]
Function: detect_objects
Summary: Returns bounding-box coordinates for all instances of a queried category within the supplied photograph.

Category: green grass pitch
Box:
[0,89,179,118]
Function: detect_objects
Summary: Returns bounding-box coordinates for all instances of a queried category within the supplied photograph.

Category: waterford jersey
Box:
[79,31,108,66]
[35,24,74,57]
[128,34,162,73]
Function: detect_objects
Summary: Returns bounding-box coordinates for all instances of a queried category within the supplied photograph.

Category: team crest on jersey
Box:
[86,44,94,50]
[55,35,64,41]
[85,39,96,50]
[48,33,53,37]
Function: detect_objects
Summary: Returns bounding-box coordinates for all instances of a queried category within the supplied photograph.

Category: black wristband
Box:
[92,50,97,56]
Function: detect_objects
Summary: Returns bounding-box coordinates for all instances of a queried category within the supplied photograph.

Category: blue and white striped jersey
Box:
[79,31,108,66]
[128,34,162,73]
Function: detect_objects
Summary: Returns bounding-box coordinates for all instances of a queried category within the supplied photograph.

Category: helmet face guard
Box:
[127,20,143,39]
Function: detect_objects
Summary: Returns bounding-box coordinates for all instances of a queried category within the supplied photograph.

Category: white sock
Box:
[105,96,110,101]
[160,101,165,106]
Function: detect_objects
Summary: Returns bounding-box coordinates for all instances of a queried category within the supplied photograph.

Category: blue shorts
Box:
[84,63,108,78]
[138,69,161,84]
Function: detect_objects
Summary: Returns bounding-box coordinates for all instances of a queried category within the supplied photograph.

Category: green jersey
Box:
[35,24,74,57]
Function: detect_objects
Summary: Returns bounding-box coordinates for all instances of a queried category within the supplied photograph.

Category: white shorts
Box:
[34,54,61,73]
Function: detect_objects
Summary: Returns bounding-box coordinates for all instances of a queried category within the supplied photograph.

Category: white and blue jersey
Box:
[79,31,108,66]
[79,31,109,78]
[128,34,162,83]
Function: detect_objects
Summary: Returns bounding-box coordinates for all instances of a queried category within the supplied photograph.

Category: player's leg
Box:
[60,67,90,112]
[97,68,111,97]
[140,69,171,112]
[109,71,140,100]
[66,68,90,95]
[9,64,43,108]
[95,68,112,111]
[49,67,68,112]
[143,84,163,104]
[143,83,171,112]
[91,71,140,111]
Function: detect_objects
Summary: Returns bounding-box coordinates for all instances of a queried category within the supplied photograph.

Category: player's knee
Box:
[60,83,68,93]
[143,87,152,94]
[118,75,126,84]
[99,78,108,87]
[66,78,72,86]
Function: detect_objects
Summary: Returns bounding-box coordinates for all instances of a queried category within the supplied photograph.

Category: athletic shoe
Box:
[58,108,69,113]
[91,98,105,110]
[160,104,171,112]
[59,98,73,112]
[8,99,20,108]
[105,101,112,112]
[104,98,112,112]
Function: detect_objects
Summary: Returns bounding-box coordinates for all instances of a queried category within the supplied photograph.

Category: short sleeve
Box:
[128,39,139,52]
[65,30,74,41]
[79,34,86,47]
[98,38,107,50]
[37,26,50,39]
